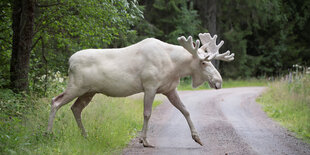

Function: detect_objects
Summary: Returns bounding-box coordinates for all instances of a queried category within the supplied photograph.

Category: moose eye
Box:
[201,61,211,67]
[201,61,209,66]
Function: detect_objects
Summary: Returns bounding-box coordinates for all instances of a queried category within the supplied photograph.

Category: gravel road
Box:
[123,87,310,155]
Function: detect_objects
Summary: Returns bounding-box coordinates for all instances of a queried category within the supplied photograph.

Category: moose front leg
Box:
[165,89,203,146]
[140,90,156,147]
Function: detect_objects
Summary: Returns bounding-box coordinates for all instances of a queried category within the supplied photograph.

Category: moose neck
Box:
[169,47,196,79]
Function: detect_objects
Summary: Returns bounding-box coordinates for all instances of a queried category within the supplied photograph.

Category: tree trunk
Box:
[194,0,219,70]
[10,0,35,92]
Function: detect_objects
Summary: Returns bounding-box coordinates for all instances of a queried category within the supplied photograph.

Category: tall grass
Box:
[0,88,160,154]
[257,74,310,143]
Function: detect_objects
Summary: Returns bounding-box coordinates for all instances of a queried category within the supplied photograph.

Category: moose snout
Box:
[215,82,222,89]
[212,78,222,89]
[208,79,222,89]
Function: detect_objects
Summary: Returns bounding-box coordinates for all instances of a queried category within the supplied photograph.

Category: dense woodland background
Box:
[0,0,309,94]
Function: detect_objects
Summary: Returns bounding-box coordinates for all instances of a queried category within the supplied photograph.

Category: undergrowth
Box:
[257,74,310,143]
[0,82,161,154]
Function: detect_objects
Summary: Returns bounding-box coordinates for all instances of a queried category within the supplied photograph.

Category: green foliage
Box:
[222,28,254,78]
[0,83,161,154]
[222,78,268,88]
[0,0,12,88]
[23,0,143,93]
[0,89,30,118]
[1,0,309,91]
[218,0,310,78]
[35,0,142,48]
[0,90,29,154]
[0,81,66,154]
[257,74,310,143]
[178,78,211,90]
[0,0,144,91]
[143,0,203,44]
[137,0,309,78]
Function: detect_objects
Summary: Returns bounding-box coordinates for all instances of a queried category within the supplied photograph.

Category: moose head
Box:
[178,33,235,89]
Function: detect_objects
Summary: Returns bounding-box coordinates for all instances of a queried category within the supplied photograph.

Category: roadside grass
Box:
[1,89,161,154]
[223,78,268,88]
[178,78,268,90]
[257,74,310,143]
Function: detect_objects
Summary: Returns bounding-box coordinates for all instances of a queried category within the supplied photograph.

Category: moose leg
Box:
[140,90,156,147]
[164,89,203,146]
[71,92,95,137]
[47,90,81,133]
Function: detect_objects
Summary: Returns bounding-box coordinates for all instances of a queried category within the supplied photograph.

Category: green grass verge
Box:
[178,78,268,90]
[223,78,268,88]
[1,91,161,154]
[257,75,310,143]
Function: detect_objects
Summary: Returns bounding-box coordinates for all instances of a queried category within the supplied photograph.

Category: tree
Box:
[214,0,310,78]
[2,0,143,93]
[10,0,34,92]
[141,0,202,44]
[194,0,219,69]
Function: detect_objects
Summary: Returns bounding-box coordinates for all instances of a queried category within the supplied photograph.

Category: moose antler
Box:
[177,36,207,60]
[178,33,234,61]
[198,33,234,61]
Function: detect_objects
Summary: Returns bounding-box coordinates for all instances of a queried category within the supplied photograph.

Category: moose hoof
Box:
[192,134,203,146]
[82,132,88,138]
[139,138,155,148]
[44,131,53,136]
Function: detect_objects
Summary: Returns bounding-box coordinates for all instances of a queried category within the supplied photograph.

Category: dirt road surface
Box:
[123,87,310,155]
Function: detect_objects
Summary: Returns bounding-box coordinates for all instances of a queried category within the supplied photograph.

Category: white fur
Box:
[67,38,221,96]
[47,34,233,147]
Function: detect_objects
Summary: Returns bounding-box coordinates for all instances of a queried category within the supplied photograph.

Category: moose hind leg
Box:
[47,91,79,133]
[71,92,95,137]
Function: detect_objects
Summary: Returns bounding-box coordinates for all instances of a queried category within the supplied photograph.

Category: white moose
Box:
[47,33,234,147]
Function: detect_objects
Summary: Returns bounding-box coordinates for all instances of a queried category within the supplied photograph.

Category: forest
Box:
[0,0,310,154]
[0,0,309,93]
